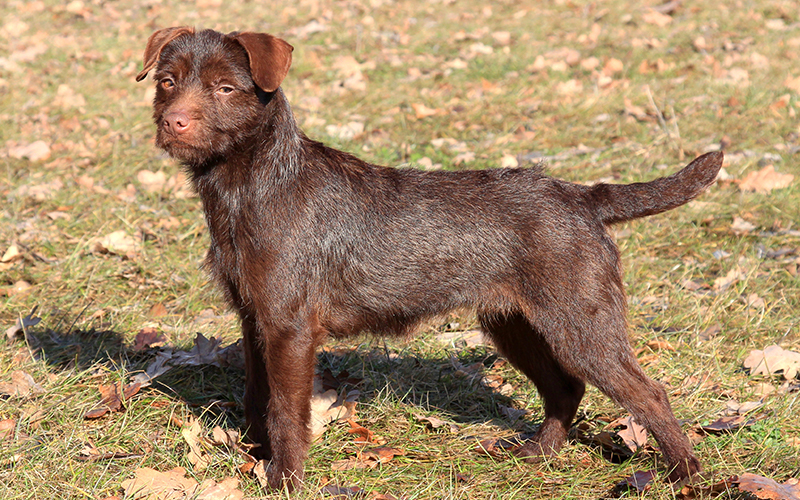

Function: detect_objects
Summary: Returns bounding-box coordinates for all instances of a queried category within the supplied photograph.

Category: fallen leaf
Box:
[321,484,364,498]
[309,383,358,441]
[411,102,442,119]
[84,382,141,419]
[5,312,41,341]
[731,216,757,235]
[182,416,212,471]
[133,327,166,351]
[1,244,22,263]
[121,466,244,500]
[734,473,800,500]
[0,371,44,398]
[744,345,800,380]
[643,9,672,27]
[75,440,143,462]
[137,170,167,193]
[608,415,649,452]
[0,419,16,441]
[325,121,365,140]
[359,446,405,465]
[700,415,755,434]
[7,140,51,161]
[347,419,376,444]
[209,426,239,448]
[615,470,657,494]
[676,476,738,499]
[646,339,675,351]
[413,413,460,433]
[713,268,745,293]
[497,404,528,422]
[738,165,794,194]
[435,329,484,347]
[130,351,173,386]
[90,230,141,258]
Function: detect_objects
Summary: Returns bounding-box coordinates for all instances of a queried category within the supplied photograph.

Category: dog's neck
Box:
[185,88,304,186]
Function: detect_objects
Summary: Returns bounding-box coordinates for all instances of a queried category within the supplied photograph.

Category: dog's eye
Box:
[216,86,235,95]
[160,78,175,90]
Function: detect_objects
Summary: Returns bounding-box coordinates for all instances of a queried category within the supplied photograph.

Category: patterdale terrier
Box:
[137,27,721,490]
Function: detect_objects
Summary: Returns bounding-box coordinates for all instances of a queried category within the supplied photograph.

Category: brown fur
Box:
[137,27,722,491]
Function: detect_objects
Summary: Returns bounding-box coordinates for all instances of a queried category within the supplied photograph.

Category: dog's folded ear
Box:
[228,32,294,93]
[136,26,195,82]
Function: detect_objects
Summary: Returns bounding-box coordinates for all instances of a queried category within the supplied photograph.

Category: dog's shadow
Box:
[30,324,536,437]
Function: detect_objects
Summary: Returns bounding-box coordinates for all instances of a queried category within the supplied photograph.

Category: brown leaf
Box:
[700,415,754,434]
[411,102,442,119]
[608,415,649,452]
[347,419,375,444]
[84,382,141,419]
[413,413,459,433]
[734,473,800,500]
[738,165,794,194]
[676,476,737,499]
[615,470,657,494]
[181,416,212,471]
[0,370,44,398]
[646,339,675,351]
[5,312,41,341]
[209,426,239,448]
[75,440,143,462]
[133,327,166,351]
[90,230,141,258]
[321,484,364,499]
[0,419,17,441]
[643,9,672,27]
[359,446,405,465]
[137,170,167,193]
[744,345,800,379]
[121,466,244,499]
[8,140,51,162]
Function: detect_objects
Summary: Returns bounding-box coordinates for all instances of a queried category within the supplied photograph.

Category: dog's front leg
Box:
[246,315,320,491]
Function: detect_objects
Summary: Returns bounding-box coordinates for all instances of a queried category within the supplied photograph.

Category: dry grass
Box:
[1,0,799,498]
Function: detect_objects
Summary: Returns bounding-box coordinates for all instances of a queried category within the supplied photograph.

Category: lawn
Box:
[1,0,799,498]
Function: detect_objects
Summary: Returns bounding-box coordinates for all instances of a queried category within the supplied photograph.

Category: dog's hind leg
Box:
[538,306,700,482]
[570,326,701,482]
[480,312,586,460]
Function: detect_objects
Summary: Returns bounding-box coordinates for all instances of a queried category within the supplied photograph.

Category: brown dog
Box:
[136,27,722,490]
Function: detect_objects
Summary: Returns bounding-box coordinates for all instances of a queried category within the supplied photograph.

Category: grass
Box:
[2,0,800,498]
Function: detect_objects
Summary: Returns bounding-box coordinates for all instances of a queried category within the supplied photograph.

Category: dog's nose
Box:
[163,111,192,135]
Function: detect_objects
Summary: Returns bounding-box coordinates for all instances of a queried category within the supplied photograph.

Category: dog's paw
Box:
[513,440,561,463]
[666,456,702,484]
[265,461,304,492]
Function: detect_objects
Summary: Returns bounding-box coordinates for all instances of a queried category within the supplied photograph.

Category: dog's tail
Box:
[590,151,723,225]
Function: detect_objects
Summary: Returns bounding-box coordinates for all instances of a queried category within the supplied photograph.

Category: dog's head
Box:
[136,27,293,165]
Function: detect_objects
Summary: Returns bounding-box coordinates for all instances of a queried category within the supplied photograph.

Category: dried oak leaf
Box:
[744,345,800,380]
[133,327,166,352]
[676,476,737,499]
[321,484,364,499]
[358,446,405,465]
[613,470,658,495]
[84,382,141,419]
[5,312,41,341]
[734,473,800,500]
[413,413,460,433]
[737,165,794,194]
[181,417,212,471]
[121,466,243,500]
[700,415,754,434]
[0,370,44,398]
[608,415,649,452]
